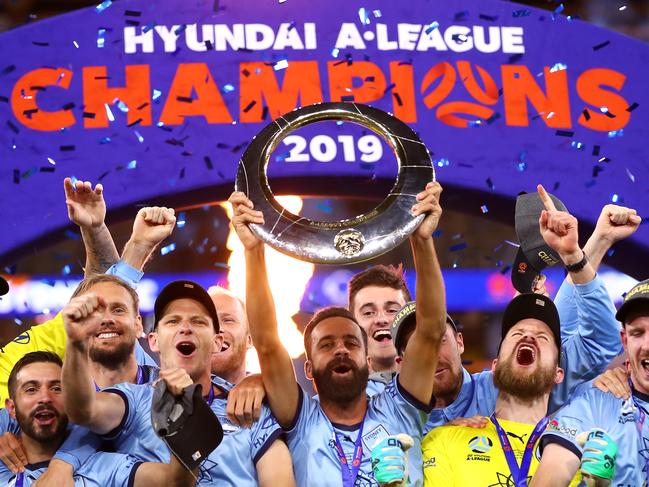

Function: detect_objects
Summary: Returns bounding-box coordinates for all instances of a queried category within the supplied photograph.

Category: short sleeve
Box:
[101,383,144,440]
[249,405,283,464]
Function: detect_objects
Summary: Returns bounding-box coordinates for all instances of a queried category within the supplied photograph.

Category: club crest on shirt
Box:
[618,397,637,424]
[362,425,389,452]
[467,435,493,461]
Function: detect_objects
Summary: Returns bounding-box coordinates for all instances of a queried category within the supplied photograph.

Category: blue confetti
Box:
[331,48,340,58]
[316,200,333,214]
[449,242,467,252]
[152,89,163,101]
[504,240,520,248]
[425,21,439,35]
[222,83,235,93]
[70,176,79,185]
[62,265,71,275]
[358,7,371,25]
[95,0,112,13]
[468,120,482,127]
[626,168,635,182]
[134,130,144,143]
[611,194,622,203]
[99,136,112,144]
[273,59,289,71]
[608,129,624,138]
[177,212,186,228]
[599,106,609,113]
[114,99,129,112]
[14,318,23,326]
[373,9,382,18]
[550,62,567,72]
[73,40,80,48]
[480,205,489,214]
[97,28,106,48]
[435,158,450,168]
[275,151,291,162]
[512,9,531,17]
[161,243,176,256]
[570,141,585,150]
[554,3,564,14]
[127,160,137,169]
[47,157,56,165]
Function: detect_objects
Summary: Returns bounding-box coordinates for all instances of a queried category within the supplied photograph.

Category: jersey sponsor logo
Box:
[423,456,436,468]
[547,419,577,438]
[362,425,389,451]
[467,435,493,461]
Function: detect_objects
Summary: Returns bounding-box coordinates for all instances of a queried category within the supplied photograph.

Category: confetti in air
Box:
[161,243,176,256]
[95,0,112,13]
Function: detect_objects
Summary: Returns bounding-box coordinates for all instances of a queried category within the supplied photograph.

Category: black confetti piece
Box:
[508,53,523,63]
[6,120,19,133]
[627,102,639,112]
[137,102,149,110]
[552,182,560,191]
[242,100,256,113]
[582,109,591,121]
[592,145,600,156]
[23,108,38,118]
[341,95,355,102]
[62,102,75,110]
[592,165,604,177]
[262,106,269,120]
[384,83,396,94]
[176,96,193,103]
[593,40,610,51]
[205,40,213,50]
[60,145,75,151]
[126,20,139,26]
[127,118,143,127]
[393,93,403,106]
[39,166,55,173]
[179,167,186,178]
[1,65,16,76]
[555,130,574,137]
[486,177,495,190]
[98,170,111,180]
[32,41,49,47]
[479,13,498,21]
[204,156,214,169]
[13,169,20,184]
[82,112,96,119]
[0,96,8,103]
[124,10,141,16]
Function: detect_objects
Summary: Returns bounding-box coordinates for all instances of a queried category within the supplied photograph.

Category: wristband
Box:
[565,250,588,273]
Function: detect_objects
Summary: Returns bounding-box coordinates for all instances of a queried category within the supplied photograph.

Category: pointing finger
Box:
[537,184,557,212]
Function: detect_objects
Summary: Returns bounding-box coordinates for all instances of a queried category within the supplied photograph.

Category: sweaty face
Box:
[210,292,250,376]
[432,325,465,402]
[308,317,369,405]
[622,315,649,395]
[493,319,561,400]
[85,282,142,368]
[10,362,68,444]
[352,286,406,371]
[151,298,222,382]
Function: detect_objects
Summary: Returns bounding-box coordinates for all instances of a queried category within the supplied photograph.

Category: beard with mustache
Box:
[493,350,557,401]
[89,329,136,370]
[312,356,369,406]
[16,403,69,444]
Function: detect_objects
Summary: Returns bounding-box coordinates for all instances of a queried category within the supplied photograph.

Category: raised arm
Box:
[399,182,447,404]
[64,178,119,277]
[229,191,299,428]
[119,206,176,272]
[61,293,126,434]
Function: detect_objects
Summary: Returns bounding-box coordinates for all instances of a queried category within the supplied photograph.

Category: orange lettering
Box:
[159,63,232,125]
[328,61,386,104]
[11,68,75,131]
[389,62,416,123]
[239,61,323,122]
[577,68,630,132]
[420,62,456,109]
[83,65,151,128]
[501,65,571,128]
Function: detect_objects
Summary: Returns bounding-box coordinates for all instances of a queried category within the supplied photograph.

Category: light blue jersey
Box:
[1,453,142,487]
[541,386,649,486]
[368,275,621,429]
[103,375,282,485]
[287,375,431,487]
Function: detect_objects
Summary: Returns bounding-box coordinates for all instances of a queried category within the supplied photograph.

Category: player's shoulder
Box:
[555,385,623,420]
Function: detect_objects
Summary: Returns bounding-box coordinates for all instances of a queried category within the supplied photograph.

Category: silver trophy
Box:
[235,102,434,265]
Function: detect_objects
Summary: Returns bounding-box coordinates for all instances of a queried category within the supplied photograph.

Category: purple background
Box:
[0,0,647,276]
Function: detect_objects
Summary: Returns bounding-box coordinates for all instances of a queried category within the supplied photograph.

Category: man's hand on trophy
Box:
[412,181,443,239]
[229,191,265,250]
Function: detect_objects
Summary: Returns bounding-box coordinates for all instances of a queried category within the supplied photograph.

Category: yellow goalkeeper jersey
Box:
[422,417,580,486]
[0,313,67,404]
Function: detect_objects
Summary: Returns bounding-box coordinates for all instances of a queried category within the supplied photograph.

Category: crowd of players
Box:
[0,176,646,486]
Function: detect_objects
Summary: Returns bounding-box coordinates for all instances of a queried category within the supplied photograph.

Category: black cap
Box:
[0,276,8,297]
[511,192,567,293]
[390,301,458,354]
[151,381,223,470]
[616,279,649,324]
[501,293,561,351]
[154,280,219,332]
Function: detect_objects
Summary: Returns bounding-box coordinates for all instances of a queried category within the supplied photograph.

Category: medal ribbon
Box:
[332,416,366,487]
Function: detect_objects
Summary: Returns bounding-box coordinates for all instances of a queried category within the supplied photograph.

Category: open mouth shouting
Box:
[32,407,58,428]
[218,341,231,353]
[176,341,197,358]
[515,342,537,366]
[372,329,392,343]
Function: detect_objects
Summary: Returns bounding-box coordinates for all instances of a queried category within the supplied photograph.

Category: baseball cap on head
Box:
[154,280,220,333]
[0,276,8,297]
[390,301,458,355]
[511,191,568,293]
[501,293,561,352]
[616,278,649,324]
